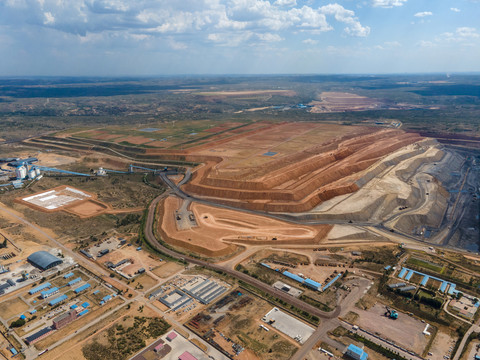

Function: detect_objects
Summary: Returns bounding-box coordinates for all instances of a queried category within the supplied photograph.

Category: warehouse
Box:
[27,251,63,271]
[29,283,51,295]
[74,283,91,294]
[49,294,68,306]
[41,287,59,299]
[24,327,54,345]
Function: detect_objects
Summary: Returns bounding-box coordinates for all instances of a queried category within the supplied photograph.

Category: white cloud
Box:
[371,0,407,8]
[257,32,283,42]
[450,7,461,12]
[274,0,296,6]
[414,11,432,17]
[43,11,54,24]
[302,38,318,44]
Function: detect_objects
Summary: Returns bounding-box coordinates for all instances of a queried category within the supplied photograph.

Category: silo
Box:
[15,166,27,180]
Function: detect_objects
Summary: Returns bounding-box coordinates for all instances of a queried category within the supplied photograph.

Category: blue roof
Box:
[78,309,89,316]
[405,270,414,281]
[260,263,271,268]
[70,304,78,309]
[304,278,322,289]
[29,282,51,295]
[102,295,112,302]
[68,277,82,286]
[440,281,448,292]
[20,315,26,320]
[448,284,457,295]
[74,283,91,294]
[421,276,430,286]
[30,309,37,314]
[384,265,391,270]
[49,295,68,306]
[64,272,74,279]
[41,287,59,297]
[81,302,90,308]
[10,348,17,355]
[347,344,368,360]
[283,271,304,283]
[398,268,407,278]
[323,273,343,291]
[27,251,62,270]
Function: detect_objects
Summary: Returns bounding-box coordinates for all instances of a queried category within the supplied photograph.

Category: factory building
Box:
[25,327,54,345]
[27,251,63,271]
[49,294,68,306]
[52,310,77,329]
[29,283,51,295]
[41,287,59,299]
[345,344,368,360]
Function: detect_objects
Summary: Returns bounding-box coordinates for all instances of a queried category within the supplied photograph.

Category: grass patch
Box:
[407,257,444,273]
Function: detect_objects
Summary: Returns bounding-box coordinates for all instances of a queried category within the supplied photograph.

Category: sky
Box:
[0,0,479,76]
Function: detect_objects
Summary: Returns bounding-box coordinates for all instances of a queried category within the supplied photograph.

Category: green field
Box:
[407,257,444,273]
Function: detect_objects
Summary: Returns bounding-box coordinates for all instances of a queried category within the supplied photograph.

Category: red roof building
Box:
[178,351,198,360]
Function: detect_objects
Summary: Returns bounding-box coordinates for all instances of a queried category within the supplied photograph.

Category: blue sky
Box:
[0,0,479,75]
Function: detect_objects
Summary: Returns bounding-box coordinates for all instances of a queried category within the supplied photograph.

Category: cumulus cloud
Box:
[414,11,432,17]
[450,7,461,12]
[274,0,297,6]
[302,38,318,44]
[371,0,408,8]
[0,0,370,46]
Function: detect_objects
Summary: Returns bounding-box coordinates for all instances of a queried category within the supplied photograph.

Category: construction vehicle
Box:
[385,306,398,319]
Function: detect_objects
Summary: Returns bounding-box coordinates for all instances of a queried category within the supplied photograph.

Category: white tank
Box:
[28,170,36,179]
[15,166,27,180]
[35,168,41,176]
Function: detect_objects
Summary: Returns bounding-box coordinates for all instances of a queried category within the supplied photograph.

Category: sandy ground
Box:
[354,303,429,354]
[151,262,184,278]
[99,247,165,277]
[0,297,29,319]
[431,331,456,360]
[197,90,296,97]
[159,196,331,257]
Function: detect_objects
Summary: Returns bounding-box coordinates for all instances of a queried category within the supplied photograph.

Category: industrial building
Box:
[74,283,91,294]
[178,351,198,360]
[24,327,54,345]
[41,287,59,299]
[49,294,68,306]
[27,251,63,271]
[398,267,460,295]
[345,344,368,360]
[180,277,228,305]
[160,289,192,310]
[52,310,77,329]
[29,282,51,295]
[67,277,82,286]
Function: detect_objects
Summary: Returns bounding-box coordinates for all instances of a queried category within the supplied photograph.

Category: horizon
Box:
[1,0,479,76]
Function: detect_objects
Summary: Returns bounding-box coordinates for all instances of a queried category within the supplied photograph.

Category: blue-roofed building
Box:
[448,284,457,295]
[440,281,448,293]
[81,302,90,308]
[405,270,414,281]
[10,347,17,355]
[70,304,78,309]
[20,315,26,320]
[78,309,89,316]
[93,290,100,295]
[29,282,51,295]
[27,251,63,271]
[421,276,430,286]
[398,268,407,279]
[304,278,322,291]
[64,272,74,279]
[260,263,271,269]
[67,277,82,286]
[384,265,391,271]
[24,327,54,344]
[323,273,343,291]
[41,287,59,299]
[49,294,68,306]
[282,271,304,284]
[30,309,37,315]
[74,283,91,294]
[345,344,368,360]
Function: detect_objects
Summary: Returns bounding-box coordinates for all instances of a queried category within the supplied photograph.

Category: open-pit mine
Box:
[25,120,467,257]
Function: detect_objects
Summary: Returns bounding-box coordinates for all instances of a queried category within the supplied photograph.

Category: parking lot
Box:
[354,303,429,353]
[262,307,315,344]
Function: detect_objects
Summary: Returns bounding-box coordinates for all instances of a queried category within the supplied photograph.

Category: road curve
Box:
[144,193,340,320]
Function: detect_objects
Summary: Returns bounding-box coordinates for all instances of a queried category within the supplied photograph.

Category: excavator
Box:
[385,306,398,320]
